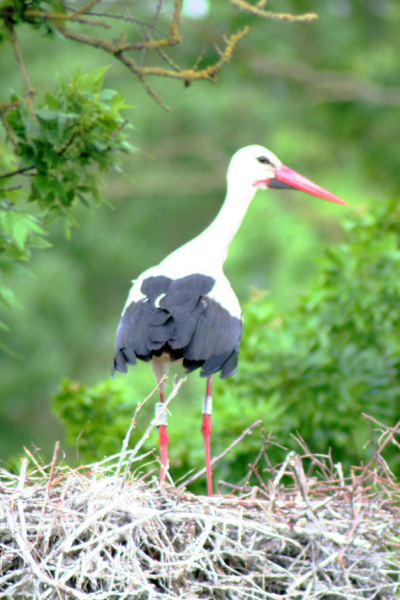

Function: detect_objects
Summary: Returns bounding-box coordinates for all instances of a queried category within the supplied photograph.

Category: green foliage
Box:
[0,67,133,319]
[218,197,400,478]
[0,0,60,35]
[53,198,400,486]
[4,67,133,224]
[53,378,135,464]
[0,196,50,314]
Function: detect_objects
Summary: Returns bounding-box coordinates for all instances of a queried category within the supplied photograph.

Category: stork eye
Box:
[257,156,273,165]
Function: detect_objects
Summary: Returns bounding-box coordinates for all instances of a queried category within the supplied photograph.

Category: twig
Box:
[287,550,340,594]
[4,20,36,116]
[273,450,296,487]
[227,0,318,22]
[147,0,163,40]
[135,468,157,484]
[235,427,275,488]
[361,414,400,478]
[16,458,29,543]
[217,480,248,494]
[290,454,321,529]
[6,505,90,600]
[42,475,71,556]
[0,108,19,148]
[157,47,182,73]
[178,419,262,489]
[33,441,60,548]
[291,431,332,477]
[76,420,90,467]
[120,377,186,488]
[23,446,47,477]
[115,376,166,481]
[25,9,110,28]
[141,26,250,81]
[247,463,269,493]
[82,10,166,33]
[75,0,101,16]
[0,165,36,180]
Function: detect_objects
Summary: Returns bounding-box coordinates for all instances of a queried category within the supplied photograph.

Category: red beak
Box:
[265,165,347,206]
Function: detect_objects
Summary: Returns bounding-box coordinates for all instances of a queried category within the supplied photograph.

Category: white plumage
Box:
[121,145,282,319]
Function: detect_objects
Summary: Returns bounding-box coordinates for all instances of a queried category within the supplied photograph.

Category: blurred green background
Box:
[1,1,399,476]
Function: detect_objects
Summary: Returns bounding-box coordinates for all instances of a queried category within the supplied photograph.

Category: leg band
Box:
[202,395,212,416]
[154,402,168,427]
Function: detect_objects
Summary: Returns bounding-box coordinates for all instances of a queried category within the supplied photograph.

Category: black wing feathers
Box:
[113,274,242,378]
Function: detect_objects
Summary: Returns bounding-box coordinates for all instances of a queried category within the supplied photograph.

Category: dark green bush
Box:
[218,198,400,479]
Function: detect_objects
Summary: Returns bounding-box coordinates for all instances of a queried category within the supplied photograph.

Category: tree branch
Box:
[52,15,249,110]
[75,0,102,16]
[140,27,250,81]
[0,102,22,147]
[1,0,320,111]
[25,9,110,29]
[4,20,36,116]
[0,166,36,181]
[227,0,318,22]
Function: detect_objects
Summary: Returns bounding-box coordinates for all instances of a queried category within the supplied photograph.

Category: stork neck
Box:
[199,182,257,263]
[159,182,258,276]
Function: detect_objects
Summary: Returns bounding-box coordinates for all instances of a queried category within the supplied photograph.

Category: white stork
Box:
[113,145,346,495]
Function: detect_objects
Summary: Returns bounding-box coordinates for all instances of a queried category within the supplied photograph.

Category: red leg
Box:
[158,424,169,485]
[156,386,169,485]
[201,376,213,496]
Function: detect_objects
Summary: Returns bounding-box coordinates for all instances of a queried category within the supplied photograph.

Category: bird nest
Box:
[1,414,400,599]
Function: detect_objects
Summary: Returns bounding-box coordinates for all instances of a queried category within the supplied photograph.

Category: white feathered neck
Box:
[160,180,258,277]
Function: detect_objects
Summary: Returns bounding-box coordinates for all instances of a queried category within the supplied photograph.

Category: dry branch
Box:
[227,0,318,22]
[1,0,321,112]
[4,19,36,116]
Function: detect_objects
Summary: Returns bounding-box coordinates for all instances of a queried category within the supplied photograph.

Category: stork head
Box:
[227,145,346,206]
